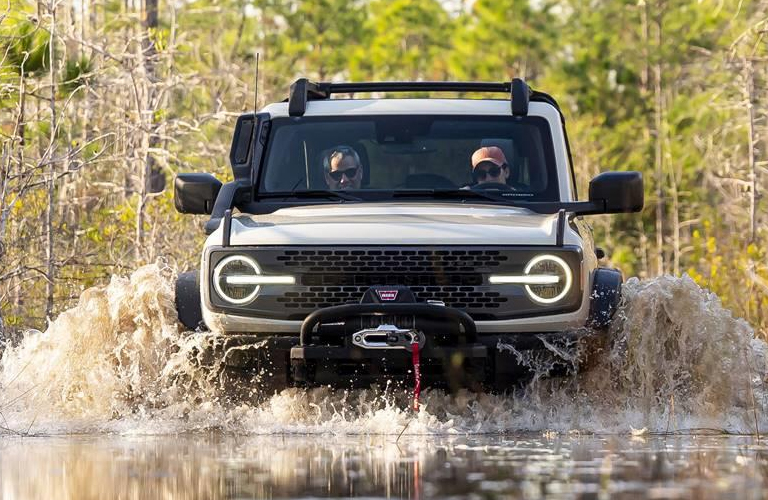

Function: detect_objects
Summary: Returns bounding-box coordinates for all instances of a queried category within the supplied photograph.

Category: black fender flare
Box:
[588,267,622,328]
[175,270,204,330]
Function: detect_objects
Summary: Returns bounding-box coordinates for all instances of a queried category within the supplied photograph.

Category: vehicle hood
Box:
[208,203,570,247]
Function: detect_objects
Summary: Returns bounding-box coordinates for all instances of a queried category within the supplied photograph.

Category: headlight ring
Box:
[212,255,262,305]
[523,254,573,304]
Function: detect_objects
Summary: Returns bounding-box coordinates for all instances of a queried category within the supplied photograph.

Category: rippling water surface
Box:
[1,264,767,497]
[2,434,768,499]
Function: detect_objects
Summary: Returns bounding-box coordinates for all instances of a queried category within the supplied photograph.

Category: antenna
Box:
[254,52,260,112]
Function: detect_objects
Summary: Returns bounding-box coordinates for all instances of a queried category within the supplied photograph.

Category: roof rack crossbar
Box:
[324,81,512,94]
[287,78,544,117]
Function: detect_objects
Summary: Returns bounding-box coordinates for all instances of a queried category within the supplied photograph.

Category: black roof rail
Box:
[511,78,529,116]
[288,78,329,116]
[286,77,563,118]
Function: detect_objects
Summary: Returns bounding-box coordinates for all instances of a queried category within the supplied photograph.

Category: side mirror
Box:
[174,173,222,214]
[588,171,643,213]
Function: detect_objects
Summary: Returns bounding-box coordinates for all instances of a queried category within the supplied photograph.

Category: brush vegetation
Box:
[0,0,766,339]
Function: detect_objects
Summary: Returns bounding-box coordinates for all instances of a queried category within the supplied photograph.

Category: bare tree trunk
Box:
[135,0,159,264]
[135,105,150,264]
[17,74,26,175]
[229,0,247,62]
[744,57,758,244]
[639,0,651,278]
[10,53,31,324]
[653,7,665,276]
[1,139,12,341]
[0,68,25,239]
[0,143,9,241]
[638,218,649,278]
[670,167,680,276]
[0,142,10,299]
[45,0,58,319]
[144,0,164,194]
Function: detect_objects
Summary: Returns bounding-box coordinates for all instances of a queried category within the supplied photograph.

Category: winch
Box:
[350,324,425,350]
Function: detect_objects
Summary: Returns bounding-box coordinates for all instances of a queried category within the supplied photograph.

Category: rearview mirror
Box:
[174,173,222,214]
[588,171,643,213]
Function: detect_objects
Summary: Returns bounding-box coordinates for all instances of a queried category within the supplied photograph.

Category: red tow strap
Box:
[411,341,421,412]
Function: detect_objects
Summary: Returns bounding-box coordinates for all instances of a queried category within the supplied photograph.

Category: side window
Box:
[230,114,255,180]
[229,113,270,184]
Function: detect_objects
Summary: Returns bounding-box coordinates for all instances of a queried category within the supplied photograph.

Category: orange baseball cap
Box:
[471,146,508,169]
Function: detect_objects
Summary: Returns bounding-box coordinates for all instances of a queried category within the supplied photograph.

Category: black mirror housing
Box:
[588,171,643,214]
[174,173,223,214]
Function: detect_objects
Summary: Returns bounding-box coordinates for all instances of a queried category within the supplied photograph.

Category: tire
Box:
[580,268,623,373]
[588,267,623,329]
[175,270,204,330]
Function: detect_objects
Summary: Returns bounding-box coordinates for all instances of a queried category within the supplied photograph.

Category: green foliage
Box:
[2,0,767,339]
[148,27,170,52]
[450,0,558,81]
[2,19,51,76]
[353,0,451,81]
[60,56,94,95]
[277,0,368,80]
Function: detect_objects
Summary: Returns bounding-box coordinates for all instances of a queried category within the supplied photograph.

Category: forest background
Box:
[0,0,766,341]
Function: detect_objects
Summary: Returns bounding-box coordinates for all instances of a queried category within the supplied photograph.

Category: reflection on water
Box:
[1,434,767,499]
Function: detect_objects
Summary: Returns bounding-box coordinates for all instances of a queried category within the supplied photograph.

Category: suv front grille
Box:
[274,249,508,311]
[276,249,508,273]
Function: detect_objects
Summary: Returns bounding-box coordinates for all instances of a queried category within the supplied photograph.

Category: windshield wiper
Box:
[390,189,508,203]
[258,190,363,202]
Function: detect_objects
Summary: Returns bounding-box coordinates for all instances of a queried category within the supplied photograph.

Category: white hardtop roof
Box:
[261,99,562,122]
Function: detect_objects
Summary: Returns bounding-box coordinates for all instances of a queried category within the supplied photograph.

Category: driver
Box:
[470,146,511,187]
[324,145,363,190]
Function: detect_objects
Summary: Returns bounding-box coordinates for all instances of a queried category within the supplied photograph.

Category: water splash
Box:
[0,266,765,435]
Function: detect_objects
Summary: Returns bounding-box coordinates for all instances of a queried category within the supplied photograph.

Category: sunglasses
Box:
[473,163,506,182]
[328,166,360,182]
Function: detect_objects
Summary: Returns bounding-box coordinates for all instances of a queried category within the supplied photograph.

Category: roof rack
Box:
[287,78,561,118]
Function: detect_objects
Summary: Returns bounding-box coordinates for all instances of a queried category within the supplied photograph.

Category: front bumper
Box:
[212,302,594,391]
[201,303,591,335]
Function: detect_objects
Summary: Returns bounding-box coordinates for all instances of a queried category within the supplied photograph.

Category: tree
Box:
[449,0,558,82]
[353,0,451,82]
[275,0,368,81]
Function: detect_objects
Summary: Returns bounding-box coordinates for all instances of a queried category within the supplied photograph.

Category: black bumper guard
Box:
[299,303,478,346]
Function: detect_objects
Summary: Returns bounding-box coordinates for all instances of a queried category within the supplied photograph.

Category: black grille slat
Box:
[276,284,508,309]
[274,248,512,310]
[301,274,481,287]
[277,248,506,273]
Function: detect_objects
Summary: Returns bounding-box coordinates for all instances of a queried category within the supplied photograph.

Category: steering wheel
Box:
[471,182,512,191]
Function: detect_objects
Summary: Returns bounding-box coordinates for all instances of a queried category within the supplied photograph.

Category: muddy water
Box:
[1,264,767,497]
[1,434,767,499]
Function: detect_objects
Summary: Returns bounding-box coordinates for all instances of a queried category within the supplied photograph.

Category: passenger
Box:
[470,146,511,187]
[324,145,363,190]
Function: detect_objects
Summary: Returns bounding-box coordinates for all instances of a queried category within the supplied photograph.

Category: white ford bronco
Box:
[173,79,643,392]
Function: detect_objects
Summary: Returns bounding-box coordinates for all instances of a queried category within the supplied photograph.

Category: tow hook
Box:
[351,324,425,351]
[411,336,421,412]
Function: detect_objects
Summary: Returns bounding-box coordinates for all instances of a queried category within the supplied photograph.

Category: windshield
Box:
[258,114,560,201]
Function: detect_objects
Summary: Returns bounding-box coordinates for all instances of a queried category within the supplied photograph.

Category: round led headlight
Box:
[213,255,262,304]
[524,255,573,304]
